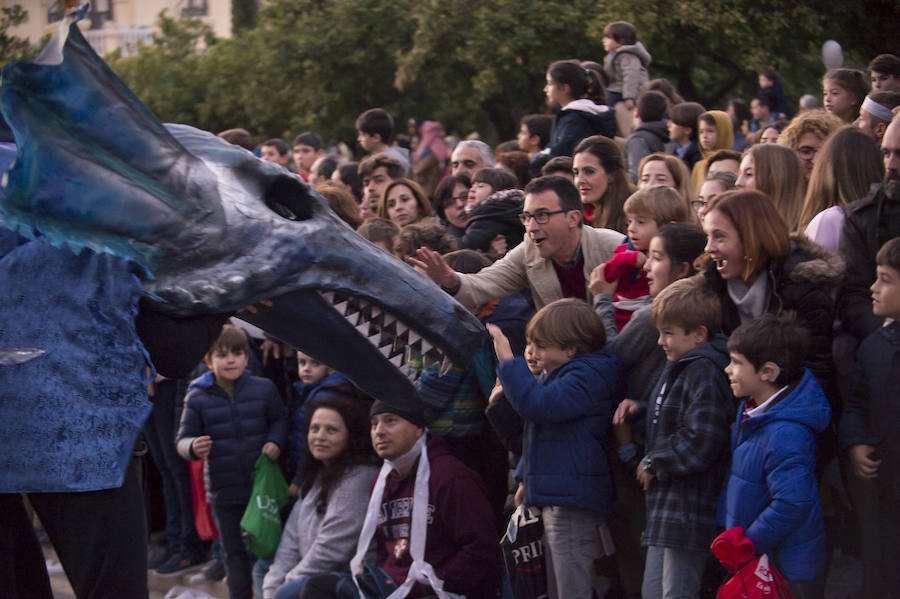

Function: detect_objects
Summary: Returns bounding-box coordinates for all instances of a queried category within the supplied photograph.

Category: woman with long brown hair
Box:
[801,126,884,250]
[573,135,634,233]
[736,144,805,231]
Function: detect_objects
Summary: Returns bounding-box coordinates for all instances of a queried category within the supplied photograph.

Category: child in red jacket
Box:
[601,185,691,330]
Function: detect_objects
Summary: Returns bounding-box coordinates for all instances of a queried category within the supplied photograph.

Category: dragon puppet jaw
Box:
[0,4,486,403]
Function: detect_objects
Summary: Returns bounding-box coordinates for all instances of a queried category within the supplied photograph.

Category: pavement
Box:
[41,540,861,599]
[43,541,229,599]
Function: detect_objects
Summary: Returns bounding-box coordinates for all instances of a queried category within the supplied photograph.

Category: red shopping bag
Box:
[190,459,219,540]
[715,554,795,599]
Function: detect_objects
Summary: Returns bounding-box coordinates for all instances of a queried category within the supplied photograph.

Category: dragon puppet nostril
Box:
[263,175,314,221]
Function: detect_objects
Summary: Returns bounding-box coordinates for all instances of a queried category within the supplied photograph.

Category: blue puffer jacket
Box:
[722,369,831,581]
[498,349,625,514]
[177,371,288,505]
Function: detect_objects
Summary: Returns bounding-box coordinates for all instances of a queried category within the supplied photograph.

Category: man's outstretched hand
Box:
[408,247,460,291]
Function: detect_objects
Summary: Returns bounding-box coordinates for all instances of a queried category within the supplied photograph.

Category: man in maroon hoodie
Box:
[299,399,497,599]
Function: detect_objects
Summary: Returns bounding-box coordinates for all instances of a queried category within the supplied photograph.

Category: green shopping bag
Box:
[240,454,290,559]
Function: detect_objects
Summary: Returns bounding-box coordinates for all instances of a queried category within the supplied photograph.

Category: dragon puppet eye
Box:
[264,175,314,222]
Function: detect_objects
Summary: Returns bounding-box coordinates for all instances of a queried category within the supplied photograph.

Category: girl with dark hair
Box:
[823,68,869,123]
[331,162,363,204]
[573,135,634,232]
[262,394,378,599]
[590,222,707,599]
[531,59,617,174]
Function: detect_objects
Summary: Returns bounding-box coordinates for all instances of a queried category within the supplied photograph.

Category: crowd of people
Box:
[4,16,900,599]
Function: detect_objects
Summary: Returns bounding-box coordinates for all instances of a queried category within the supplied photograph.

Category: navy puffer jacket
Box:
[498,349,625,514]
[177,371,288,505]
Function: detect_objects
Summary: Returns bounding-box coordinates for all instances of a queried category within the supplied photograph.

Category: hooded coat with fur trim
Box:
[703,233,844,401]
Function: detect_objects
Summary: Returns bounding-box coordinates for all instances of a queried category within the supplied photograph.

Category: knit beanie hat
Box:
[370,398,426,428]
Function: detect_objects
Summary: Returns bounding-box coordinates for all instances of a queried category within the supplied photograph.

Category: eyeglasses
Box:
[690,200,707,211]
[519,209,568,225]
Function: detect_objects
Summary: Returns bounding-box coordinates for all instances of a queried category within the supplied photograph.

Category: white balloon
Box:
[822,40,843,70]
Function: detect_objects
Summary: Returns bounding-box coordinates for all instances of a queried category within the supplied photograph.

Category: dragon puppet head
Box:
[0,4,485,403]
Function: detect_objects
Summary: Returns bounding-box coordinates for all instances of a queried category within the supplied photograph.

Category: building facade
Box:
[9,1,234,57]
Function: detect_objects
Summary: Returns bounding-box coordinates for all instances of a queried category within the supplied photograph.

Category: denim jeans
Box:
[541,505,603,599]
[144,378,202,556]
[253,558,272,599]
[212,502,253,599]
[641,545,707,599]
[273,574,310,599]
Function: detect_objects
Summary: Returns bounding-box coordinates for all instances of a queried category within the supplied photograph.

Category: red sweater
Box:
[604,242,651,330]
[375,436,497,598]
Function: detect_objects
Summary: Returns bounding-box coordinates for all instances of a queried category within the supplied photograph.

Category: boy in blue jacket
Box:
[177,325,288,599]
[839,237,900,599]
[488,298,625,599]
[616,276,733,599]
[722,313,830,599]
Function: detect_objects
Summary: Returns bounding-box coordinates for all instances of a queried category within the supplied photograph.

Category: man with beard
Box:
[839,115,900,340]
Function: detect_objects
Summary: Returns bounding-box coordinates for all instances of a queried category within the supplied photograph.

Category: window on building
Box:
[181,0,209,17]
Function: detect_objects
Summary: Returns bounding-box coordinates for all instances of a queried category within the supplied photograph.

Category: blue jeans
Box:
[253,558,272,598]
[273,574,310,599]
[541,505,602,599]
[144,378,202,556]
[641,545,707,599]
[212,502,253,599]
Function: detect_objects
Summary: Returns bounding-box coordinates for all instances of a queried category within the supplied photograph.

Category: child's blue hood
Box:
[292,371,351,399]
[740,369,831,435]
[188,369,215,391]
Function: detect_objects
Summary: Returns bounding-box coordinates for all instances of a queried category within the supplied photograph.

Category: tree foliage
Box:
[106,0,896,148]
[0,5,42,65]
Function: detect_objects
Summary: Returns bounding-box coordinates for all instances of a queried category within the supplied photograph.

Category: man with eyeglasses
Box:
[411,176,621,310]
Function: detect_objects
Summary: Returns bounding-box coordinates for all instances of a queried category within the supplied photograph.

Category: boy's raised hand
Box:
[192,435,212,459]
[486,324,513,362]
[488,379,505,405]
[849,444,880,479]
[262,442,281,461]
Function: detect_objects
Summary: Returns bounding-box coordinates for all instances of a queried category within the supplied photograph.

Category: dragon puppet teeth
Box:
[319,289,448,377]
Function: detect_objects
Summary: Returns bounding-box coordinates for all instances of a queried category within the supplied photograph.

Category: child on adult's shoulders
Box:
[718,312,830,599]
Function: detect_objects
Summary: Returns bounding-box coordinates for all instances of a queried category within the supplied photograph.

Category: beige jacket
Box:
[454,225,623,310]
